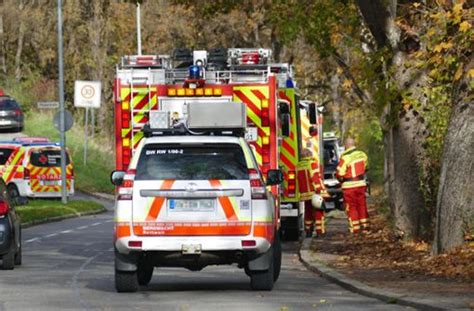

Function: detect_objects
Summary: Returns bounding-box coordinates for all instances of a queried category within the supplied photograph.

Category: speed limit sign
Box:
[74,80,101,108]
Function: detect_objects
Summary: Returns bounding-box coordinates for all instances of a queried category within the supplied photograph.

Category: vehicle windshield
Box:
[324,141,339,168]
[30,149,70,167]
[136,143,249,180]
[0,148,14,164]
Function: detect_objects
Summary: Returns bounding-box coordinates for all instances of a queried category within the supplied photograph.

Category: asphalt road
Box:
[0,195,409,311]
[0,130,26,141]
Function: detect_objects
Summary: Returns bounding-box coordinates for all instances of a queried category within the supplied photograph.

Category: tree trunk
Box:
[0,1,6,76]
[14,0,25,81]
[433,65,474,254]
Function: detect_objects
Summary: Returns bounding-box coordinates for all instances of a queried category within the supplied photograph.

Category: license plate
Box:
[41,180,61,186]
[0,120,12,125]
[168,199,215,212]
[245,127,258,142]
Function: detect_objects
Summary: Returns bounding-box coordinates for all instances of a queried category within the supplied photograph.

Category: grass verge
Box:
[24,111,115,194]
[17,199,105,224]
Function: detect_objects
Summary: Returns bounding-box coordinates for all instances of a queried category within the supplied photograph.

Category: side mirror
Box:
[281,113,290,137]
[266,169,284,186]
[110,170,126,186]
[308,103,317,125]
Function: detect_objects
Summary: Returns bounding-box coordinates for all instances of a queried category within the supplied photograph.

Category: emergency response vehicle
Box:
[111,102,283,292]
[113,48,321,241]
[0,139,74,200]
[323,132,344,210]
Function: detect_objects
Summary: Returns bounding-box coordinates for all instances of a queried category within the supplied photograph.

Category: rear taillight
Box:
[14,109,22,117]
[287,170,296,198]
[249,168,267,200]
[0,199,9,216]
[24,167,30,180]
[118,169,135,200]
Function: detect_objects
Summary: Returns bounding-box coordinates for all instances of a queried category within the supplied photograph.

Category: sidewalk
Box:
[299,210,474,311]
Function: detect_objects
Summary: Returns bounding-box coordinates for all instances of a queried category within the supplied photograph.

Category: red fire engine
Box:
[113,48,321,238]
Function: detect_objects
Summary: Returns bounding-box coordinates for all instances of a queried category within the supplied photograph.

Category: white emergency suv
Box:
[0,139,74,200]
[111,102,283,292]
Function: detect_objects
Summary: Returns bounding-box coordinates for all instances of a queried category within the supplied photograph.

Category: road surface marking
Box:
[25,238,40,243]
[45,233,58,238]
[91,222,102,226]
[77,225,89,230]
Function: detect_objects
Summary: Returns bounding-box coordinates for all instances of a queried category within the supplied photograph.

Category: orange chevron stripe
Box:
[209,180,238,221]
[145,180,175,221]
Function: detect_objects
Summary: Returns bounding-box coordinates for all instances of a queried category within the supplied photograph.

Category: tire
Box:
[115,270,138,293]
[7,184,19,199]
[2,248,15,270]
[282,227,299,241]
[15,229,22,266]
[250,257,274,291]
[335,199,344,211]
[273,231,282,282]
[137,261,153,286]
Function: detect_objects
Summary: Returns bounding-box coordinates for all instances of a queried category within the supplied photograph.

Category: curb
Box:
[299,238,449,311]
[79,190,115,202]
[86,192,114,202]
[21,207,107,229]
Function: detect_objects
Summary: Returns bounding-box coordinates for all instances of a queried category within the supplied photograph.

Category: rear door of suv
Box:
[27,147,73,194]
[132,142,253,237]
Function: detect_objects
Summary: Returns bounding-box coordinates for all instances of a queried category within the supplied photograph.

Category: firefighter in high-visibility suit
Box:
[311,162,330,236]
[299,149,329,237]
[336,138,369,234]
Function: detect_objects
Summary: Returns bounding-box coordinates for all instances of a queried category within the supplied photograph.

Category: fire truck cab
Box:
[111,102,283,292]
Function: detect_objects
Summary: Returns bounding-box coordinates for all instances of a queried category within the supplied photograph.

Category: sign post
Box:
[74,80,101,165]
[57,0,67,204]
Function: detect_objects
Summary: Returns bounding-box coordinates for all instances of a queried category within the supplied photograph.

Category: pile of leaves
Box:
[312,207,474,282]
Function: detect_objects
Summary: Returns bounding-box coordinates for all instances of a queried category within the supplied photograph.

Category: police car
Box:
[111,102,283,292]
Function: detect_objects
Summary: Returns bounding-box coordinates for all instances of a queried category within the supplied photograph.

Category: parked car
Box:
[0,96,24,132]
[0,178,21,269]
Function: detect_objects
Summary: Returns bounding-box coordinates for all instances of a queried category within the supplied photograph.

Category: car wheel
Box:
[282,227,299,241]
[7,184,20,200]
[137,260,153,286]
[2,248,15,270]
[250,257,274,291]
[15,229,22,265]
[335,198,344,211]
[115,270,139,293]
[273,231,282,282]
